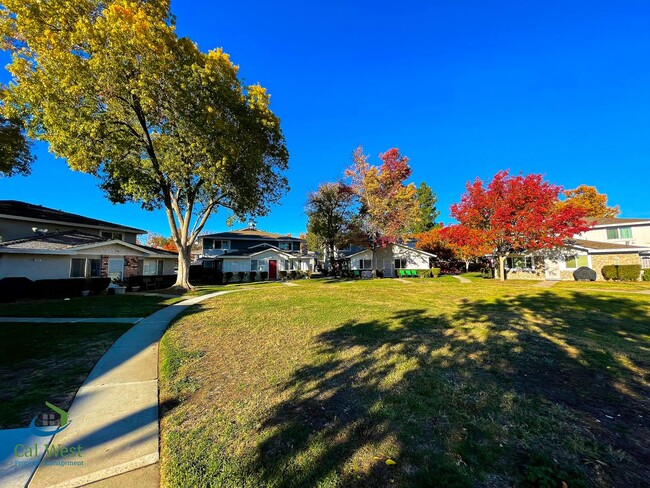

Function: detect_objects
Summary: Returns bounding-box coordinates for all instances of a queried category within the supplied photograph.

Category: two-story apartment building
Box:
[0,200,177,281]
[199,224,314,279]
[501,216,650,281]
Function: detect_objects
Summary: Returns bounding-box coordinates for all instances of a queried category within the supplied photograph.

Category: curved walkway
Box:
[28,290,235,488]
[451,275,472,284]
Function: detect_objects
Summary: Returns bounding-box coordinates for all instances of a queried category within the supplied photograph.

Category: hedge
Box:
[601,264,641,281]
[643,269,650,282]
[0,277,111,302]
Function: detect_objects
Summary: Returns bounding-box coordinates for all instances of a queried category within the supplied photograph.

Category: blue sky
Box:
[1,1,649,238]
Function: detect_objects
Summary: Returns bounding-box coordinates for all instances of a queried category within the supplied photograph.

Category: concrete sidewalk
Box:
[27,290,235,488]
[0,317,143,324]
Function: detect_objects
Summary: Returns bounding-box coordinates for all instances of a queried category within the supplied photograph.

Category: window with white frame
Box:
[70,258,86,278]
[88,259,101,277]
[359,259,372,269]
[642,257,650,269]
[250,259,258,271]
[606,226,633,240]
[203,239,214,250]
[394,258,407,269]
[100,231,123,240]
[107,258,124,280]
[143,259,163,276]
[564,255,589,269]
[70,258,102,278]
[506,256,535,269]
[279,242,291,250]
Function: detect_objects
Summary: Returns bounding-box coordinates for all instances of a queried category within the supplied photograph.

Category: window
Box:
[642,257,650,269]
[143,259,163,276]
[606,226,633,240]
[89,259,101,277]
[203,239,214,250]
[506,257,534,269]
[250,259,258,271]
[70,258,86,278]
[100,231,123,240]
[107,258,124,280]
[279,242,291,250]
[359,259,372,269]
[203,260,214,269]
[220,240,231,250]
[564,255,589,269]
[394,258,407,269]
[71,258,102,278]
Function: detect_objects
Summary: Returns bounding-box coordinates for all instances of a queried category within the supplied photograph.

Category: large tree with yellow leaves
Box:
[0,0,288,289]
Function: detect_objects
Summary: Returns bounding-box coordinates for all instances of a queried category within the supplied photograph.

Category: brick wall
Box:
[124,256,139,279]
[100,256,109,278]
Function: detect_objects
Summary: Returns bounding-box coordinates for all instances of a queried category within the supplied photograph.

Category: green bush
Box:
[279,270,288,280]
[259,271,268,281]
[602,264,641,281]
[431,267,441,278]
[224,272,233,283]
[643,269,650,281]
[480,267,495,279]
[305,270,312,279]
[237,271,246,282]
[249,271,257,282]
[289,270,298,280]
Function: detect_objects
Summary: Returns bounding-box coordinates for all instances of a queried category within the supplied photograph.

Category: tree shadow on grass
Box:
[244,291,649,487]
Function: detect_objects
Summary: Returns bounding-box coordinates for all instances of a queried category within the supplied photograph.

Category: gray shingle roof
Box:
[0,200,145,233]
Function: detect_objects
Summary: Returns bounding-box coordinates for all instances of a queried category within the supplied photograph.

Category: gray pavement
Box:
[26,290,235,488]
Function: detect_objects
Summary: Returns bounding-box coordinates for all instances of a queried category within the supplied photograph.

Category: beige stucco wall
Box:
[350,245,431,277]
[578,223,650,246]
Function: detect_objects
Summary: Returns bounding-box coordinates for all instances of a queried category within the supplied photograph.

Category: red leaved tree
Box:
[415,225,491,271]
[345,146,420,271]
[448,170,590,281]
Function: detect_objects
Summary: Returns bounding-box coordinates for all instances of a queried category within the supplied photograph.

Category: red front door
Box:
[269,260,277,280]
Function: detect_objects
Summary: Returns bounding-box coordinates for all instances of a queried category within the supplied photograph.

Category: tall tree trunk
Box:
[328,241,336,276]
[498,255,506,281]
[173,245,192,289]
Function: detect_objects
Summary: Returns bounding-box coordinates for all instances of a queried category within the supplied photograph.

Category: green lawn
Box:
[159,279,649,487]
[0,294,184,318]
[0,322,133,428]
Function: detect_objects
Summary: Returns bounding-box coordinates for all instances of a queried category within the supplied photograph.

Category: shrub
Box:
[305,270,312,279]
[249,271,257,282]
[480,267,494,279]
[643,269,650,281]
[289,270,298,280]
[260,271,268,281]
[279,270,288,280]
[0,277,35,302]
[602,264,641,281]
[224,272,234,283]
[237,271,246,282]
[431,267,441,278]
[417,269,432,278]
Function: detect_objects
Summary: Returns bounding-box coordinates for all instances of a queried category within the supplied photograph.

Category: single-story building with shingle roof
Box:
[498,238,650,281]
[0,230,177,281]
